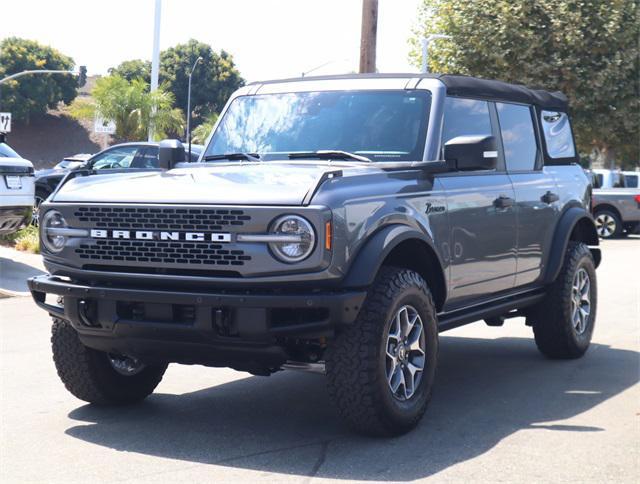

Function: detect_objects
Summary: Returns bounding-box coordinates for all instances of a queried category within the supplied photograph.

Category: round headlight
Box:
[269,215,316,263]
[41,210,68,253]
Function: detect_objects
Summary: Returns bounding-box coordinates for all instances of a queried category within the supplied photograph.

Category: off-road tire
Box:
[325,267,438,436]
[529,242,597,359]
[594,208,622,238]
[51,318,167,404]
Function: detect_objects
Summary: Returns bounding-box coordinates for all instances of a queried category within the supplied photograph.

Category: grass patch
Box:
[0,225,40,253]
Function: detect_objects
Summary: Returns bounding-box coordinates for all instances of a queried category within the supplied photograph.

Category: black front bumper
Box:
[28,275,366,370]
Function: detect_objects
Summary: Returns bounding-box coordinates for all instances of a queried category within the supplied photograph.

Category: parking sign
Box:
[0,112,11,132]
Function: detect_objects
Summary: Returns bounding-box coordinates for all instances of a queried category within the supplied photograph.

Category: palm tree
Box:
[69,75,184,141]
[191,112,219,144]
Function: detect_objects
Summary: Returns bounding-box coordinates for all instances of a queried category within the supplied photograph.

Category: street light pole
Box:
[421,34,451,73]
[186,56,203,160]
[148,0,162,141]
[0,69,83,109]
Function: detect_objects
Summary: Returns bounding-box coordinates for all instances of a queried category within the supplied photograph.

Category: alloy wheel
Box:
[595,213,616,238]
[570,268,591,335]
[385,305,426,401]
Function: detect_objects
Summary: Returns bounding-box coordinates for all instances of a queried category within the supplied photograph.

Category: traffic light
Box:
[78,66,87,87]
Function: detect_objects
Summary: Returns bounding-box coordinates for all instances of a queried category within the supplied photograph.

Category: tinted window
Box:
[0,143,20,158]
[131,146,159,168]
[90,146,140,170]
[441,97,492,146]
[541,111,576,159]
[496,103,538,171]
[207,90,431,162]
[624,174,638,188]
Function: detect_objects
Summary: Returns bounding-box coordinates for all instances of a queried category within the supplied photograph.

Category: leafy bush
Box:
[0,225,40,253]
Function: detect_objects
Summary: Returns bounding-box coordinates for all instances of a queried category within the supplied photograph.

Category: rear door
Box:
[496,102,558,286]
[438,97,517,308]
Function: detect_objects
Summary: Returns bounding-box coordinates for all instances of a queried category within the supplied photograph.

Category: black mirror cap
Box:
[158,139,186,170]
[444,135,498,171]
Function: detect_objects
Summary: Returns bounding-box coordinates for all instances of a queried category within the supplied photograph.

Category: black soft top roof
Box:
[252,73,569,111]
[439,74,568,111]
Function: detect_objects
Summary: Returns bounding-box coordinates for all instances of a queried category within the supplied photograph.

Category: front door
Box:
[438,97,517,309]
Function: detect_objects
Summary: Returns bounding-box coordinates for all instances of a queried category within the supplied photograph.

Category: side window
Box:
[131,146,159,168]
[442,97,492,146]
[540,110,576,159]
[90,146,140,170]
[496,102,538,172]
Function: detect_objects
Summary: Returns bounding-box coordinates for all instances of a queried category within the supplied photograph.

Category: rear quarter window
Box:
[540,111,576,159]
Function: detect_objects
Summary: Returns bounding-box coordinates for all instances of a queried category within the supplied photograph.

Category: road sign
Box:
[0,112,11,132]
[94,116,116,134]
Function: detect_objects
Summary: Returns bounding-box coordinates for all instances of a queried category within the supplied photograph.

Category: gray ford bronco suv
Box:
[29,74,601,436]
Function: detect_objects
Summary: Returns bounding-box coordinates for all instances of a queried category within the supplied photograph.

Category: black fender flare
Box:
[342,224,445,289]
[543,206,600,284]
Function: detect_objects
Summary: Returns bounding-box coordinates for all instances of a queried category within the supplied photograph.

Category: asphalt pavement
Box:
[0,238,638,483]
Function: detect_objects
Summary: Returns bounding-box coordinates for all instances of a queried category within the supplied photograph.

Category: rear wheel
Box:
[325,267,438,436]
[51,319,167,404]
[594,209,622,238]
[528,242,597,359]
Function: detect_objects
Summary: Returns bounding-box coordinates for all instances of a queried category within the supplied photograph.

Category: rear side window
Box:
[540,111,576,159]
[442,97,492,145]
[496,102,538,171]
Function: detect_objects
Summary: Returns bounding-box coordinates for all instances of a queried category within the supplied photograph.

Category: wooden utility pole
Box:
[359,0,378,73]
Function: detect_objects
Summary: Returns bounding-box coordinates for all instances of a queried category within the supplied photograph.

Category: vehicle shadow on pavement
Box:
[0,257,45,294]
[65,335,638,481]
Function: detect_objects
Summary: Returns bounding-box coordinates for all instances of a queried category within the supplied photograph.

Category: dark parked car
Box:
[34,142,203,222]
[30,74,600,436]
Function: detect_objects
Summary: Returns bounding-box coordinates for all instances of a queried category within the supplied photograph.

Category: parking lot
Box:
[1,237,638,483]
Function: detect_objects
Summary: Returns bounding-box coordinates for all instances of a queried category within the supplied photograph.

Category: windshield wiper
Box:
[287,150,372,162]
[203,152,261,162]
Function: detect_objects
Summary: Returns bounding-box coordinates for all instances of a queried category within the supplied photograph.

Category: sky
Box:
[3,0,423,82]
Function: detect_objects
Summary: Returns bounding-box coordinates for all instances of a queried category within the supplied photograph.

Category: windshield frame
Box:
[201,77,446,163]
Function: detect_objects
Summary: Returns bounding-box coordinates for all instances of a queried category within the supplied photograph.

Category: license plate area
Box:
[5,175,22,189]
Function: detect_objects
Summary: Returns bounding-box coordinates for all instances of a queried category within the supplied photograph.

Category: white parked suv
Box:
[0,140,35,235]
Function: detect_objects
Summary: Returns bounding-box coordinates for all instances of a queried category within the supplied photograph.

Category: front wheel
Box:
[51,319,167,404]
[325,267,438,436]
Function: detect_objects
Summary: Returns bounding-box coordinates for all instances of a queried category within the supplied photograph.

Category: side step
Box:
[437,290,545,332]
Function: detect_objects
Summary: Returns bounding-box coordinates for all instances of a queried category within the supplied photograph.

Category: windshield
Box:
[205,90,431,162]
[0,143,20,158]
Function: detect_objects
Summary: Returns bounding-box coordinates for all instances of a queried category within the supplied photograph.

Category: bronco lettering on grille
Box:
[90,229,231,243]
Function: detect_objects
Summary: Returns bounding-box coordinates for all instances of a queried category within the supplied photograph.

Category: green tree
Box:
[0,37,78,122]
[410,0,639,168]
[159,39,244,124]
[69,75,184,141]
[108,59,151,84]
[191,112,219,144]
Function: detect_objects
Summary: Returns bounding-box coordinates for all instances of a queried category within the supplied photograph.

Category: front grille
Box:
[75,239,252,266]
[74,206,251,231]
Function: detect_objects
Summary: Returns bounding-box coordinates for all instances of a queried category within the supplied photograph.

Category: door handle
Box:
[493,196,514,209]
[541,191,559,204]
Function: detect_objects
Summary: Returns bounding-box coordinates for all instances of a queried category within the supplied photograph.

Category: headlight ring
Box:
[268,215,316,263]
[41,210,68,253]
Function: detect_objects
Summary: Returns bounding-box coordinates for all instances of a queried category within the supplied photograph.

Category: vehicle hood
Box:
[52,162,373,205]
[36,168,66,178]
[0,156,34,170]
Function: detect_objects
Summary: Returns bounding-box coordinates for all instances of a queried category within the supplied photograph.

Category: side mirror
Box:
[158,139,186,170]
[444,135,498,171]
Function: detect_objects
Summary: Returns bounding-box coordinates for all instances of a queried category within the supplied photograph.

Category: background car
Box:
[592,188,640,238]
[0,140,35,235]
[34,142,204,223]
